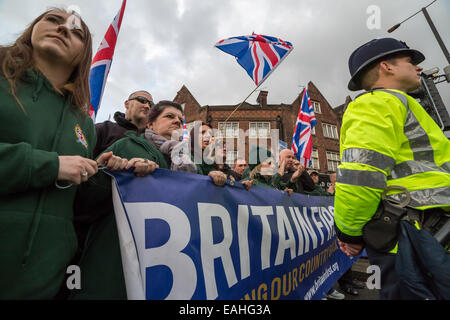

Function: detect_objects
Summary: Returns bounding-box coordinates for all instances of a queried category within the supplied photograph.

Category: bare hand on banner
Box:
[126,158,159,177]
[242,180,254,191]
[209,171,227,187]
[97,152,128,172]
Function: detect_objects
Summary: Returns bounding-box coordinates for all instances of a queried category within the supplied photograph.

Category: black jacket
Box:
[281,169,316,193]
[93,112,138,158]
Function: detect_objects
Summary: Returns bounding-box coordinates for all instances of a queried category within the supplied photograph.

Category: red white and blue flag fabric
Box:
[89,0,127,121]
[215,33,293,86]
[292,88,317,167]
[182,119,190,141]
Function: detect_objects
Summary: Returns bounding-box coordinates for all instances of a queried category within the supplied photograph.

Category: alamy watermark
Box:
[366,264,381,290]
[367,5,381,30]
[66,265,81,290]
[171,121,285,169]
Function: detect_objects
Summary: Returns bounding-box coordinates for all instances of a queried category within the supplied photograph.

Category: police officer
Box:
[334,38,450,299]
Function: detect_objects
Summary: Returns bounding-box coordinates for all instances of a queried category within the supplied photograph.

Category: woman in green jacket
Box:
[72,101,226,300]
[189,122,229,185]
[0,8,132,299]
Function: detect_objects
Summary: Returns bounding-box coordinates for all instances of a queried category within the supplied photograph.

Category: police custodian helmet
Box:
[348,38,425,91]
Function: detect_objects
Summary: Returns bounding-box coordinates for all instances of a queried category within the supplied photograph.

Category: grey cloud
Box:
[0,0,448,124]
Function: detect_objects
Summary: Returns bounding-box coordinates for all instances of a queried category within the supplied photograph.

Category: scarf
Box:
[145,129,197,173]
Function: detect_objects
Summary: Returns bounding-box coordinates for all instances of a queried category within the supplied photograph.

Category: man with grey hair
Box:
[93,90,154,158]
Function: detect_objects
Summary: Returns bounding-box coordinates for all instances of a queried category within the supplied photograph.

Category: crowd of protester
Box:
[0,7,363,300]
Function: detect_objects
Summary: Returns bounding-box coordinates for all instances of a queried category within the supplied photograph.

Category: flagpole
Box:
[224,84,263,123]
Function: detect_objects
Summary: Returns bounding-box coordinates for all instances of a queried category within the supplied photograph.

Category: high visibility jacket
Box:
[334,89,450,246]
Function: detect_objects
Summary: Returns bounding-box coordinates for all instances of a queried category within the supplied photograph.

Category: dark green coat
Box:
[241,168,284,190]
[70,132,168,300]
[304,185,333,196]
[0,69,96,299]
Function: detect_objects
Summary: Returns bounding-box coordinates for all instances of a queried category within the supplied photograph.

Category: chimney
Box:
[256,91,268,107]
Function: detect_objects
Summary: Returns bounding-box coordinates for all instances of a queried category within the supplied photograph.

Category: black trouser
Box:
[365,247,403,300]
[365,208,449,300]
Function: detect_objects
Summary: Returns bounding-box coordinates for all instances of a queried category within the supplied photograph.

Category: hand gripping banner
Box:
[109,169,356,300]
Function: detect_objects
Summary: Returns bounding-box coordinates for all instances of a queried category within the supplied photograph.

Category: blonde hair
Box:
[249,164,262,180]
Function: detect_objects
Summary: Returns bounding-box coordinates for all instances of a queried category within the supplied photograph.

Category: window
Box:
[312,101,321,114]
[311,149,320,170]
[311,126,316,135]
[322,123,339,139]
[218,122,239,138]
[226,150,238,165]
[249,122,271,138]
[327,151,340,172]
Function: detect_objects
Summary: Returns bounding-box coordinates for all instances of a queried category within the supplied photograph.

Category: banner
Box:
[109,169,356,300]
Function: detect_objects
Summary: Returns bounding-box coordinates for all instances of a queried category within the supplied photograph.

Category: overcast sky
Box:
[1,0,449,125]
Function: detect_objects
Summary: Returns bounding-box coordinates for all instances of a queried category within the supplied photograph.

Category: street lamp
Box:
[388,0,450,65]
[388,0,450,132]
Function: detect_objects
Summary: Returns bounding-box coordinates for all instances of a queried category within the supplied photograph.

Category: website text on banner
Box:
[110,169,356,300]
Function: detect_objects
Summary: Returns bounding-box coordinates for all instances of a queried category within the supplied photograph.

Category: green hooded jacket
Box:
[70,132,168,300]
[0,69,96,299]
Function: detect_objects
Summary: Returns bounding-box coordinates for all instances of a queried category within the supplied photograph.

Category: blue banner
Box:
[110,169,356,300]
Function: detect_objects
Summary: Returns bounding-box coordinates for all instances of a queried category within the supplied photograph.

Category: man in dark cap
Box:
[334,38,450,299]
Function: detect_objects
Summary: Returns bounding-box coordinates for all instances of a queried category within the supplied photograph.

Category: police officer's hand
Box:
[338,240,364,257]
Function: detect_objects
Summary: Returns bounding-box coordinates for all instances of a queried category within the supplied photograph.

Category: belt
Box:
[383,186,449,246]
[421,208,450,246]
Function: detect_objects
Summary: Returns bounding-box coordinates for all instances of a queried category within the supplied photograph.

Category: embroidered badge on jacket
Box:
[75,125,88,149]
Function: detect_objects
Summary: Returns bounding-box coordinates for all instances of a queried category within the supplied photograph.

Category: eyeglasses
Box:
[129,96,154,107]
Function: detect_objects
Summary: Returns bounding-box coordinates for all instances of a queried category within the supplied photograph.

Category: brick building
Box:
[174,81,342,174]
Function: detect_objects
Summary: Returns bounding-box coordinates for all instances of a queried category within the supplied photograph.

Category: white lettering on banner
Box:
[292,207,319,253]
[288,207,306,256]
[127,202,334,299]
[250,206,274,270]
[237,205,251,280]
[319,207,335,241]
[318,209,331,241]
[125,202,197,300]
[311,207,325,246]
[275,207,296,266]
[198,203,238,300]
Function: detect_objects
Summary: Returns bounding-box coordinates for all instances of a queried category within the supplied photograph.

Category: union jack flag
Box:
[291,88,317,167]
[89,0,127,121]
[215,33,293,86]
[182,119,190,141]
